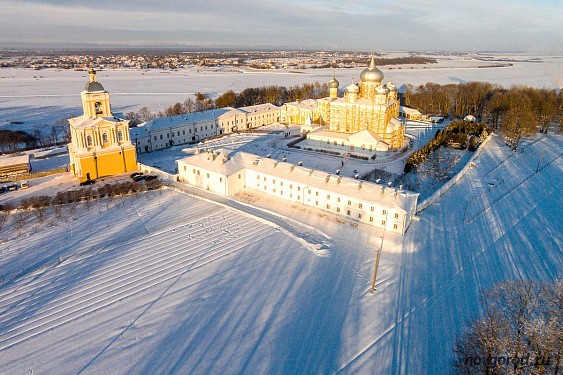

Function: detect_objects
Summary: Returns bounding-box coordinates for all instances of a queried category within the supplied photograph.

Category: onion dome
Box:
[346,82,359,94]
[376,85,389,95]
[329,74,339,89]
[360,56,384,84]
[85,68,105,92]
[386,82,397,91]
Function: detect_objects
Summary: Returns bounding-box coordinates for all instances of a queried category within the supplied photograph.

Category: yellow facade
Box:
[302,57,406,149]
[68,69,137,183]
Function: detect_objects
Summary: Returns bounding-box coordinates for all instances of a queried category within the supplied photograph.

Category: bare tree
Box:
[13,210,31,234]
[0,213,7,231]
[454,280,562,375]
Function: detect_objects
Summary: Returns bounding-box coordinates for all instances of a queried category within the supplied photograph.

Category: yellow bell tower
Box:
[68,69,137,183]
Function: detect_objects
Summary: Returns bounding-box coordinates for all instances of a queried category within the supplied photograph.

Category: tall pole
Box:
[371,211,388,293]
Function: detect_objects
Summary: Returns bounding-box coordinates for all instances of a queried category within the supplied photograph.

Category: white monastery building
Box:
[177,149,419,235]
[130,103,281,154]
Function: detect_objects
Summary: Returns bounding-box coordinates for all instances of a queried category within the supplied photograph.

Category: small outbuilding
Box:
[0,154,30,178]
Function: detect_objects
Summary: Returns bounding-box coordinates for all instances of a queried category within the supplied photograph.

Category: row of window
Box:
[85,130,124,147]
[258,184,400,229]
[255,174,399,218]
[152,125,217,141]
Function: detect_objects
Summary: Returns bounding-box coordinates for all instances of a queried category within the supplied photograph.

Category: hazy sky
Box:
[1,0,562,52]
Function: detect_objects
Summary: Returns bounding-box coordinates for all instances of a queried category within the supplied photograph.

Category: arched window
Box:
[95,102,103,115]
[117,130,123,142]
[102,132,109,144]
[86,135,93,147]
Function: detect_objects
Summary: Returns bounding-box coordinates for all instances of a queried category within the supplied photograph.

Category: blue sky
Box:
[1,0,561,52]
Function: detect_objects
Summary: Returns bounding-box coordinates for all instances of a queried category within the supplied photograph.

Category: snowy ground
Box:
[0,131,561,374]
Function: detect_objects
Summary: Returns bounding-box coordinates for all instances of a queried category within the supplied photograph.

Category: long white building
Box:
[130,103,281,154]
[177,150,419,235]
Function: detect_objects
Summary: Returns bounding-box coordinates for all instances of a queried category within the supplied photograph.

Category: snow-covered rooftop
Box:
[178,150,418,212]
[129,125,149,139]
[144,108,233,131]
[0,154,30,168]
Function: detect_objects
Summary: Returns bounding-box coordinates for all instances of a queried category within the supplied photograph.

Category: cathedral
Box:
[68,69,137,183]
[290,56,406,150]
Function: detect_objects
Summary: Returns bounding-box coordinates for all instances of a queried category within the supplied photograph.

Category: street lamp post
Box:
[371,211,388,293]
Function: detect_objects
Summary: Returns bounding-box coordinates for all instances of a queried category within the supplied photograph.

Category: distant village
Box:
[0,50,436,71]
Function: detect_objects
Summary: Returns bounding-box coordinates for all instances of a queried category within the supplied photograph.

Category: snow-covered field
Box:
[0,131,561,374]
[1,53,560,136]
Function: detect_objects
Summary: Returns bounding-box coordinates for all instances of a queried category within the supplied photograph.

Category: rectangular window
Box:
[264,177,267,181]
[257,175,260,179]
[192,169,196,174]
[326,204,330,209]
[273,180,276,185]
[280,182,283,186]
[337,197,341,203]
[160,135,163,140]
[207,173,210,178]
[167,133,169,139]
[369,217,373,222]
[315,201,318,206]
[393,224,398,229]
[394,213,399,219]
[358,213,362,219]
[347,210,351,216]
[308,189,311,194]
[337,207,340,212]
[290,184,293,189]
[347,200,351,206]
[264,186,267,190]
[327,194,330,200]
[153,136,157,141]
[381,220,386,225]
[219,177,223,182]
[197,170,200,175]
[183,166,186,171]
[273,188,276,193]
[370,207,374,212]
[382,209,387,215]
[298,187,301,191]
[183,130,186,135]
[315,191,319,196]
[358,203,363,209]
[238,174,242,179]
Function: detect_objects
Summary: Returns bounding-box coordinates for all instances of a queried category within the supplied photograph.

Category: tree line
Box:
[125,82,330,126]
[403,82,561,149]
[1,121,70,153]
[405,121,491,173]
[0,179,162,233]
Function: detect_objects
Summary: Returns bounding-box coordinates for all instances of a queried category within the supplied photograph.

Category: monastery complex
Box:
[65,58,418,233]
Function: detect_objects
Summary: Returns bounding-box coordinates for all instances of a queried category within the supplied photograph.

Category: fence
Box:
[137,163,178,183]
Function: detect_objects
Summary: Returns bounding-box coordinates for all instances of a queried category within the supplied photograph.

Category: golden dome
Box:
[329,75,339,89]
[360,56,384,84]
